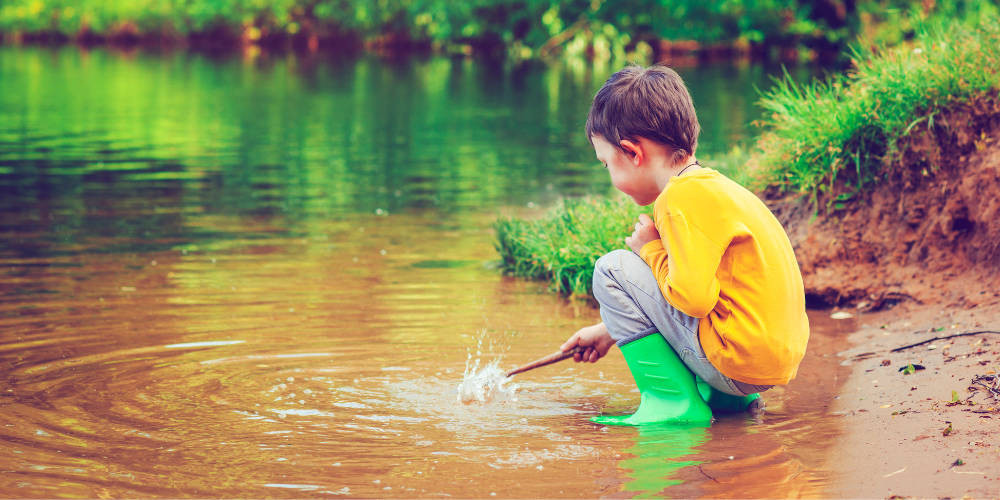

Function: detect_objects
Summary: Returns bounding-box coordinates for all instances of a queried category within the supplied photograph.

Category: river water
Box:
[0,46,850,497]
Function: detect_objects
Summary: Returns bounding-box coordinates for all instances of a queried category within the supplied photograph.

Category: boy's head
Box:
[585,65,699,166]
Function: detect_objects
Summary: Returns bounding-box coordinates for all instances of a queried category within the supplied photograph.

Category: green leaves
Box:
[0,0,914,60]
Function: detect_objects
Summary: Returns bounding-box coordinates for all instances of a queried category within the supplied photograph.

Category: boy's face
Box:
[592,134,661,206]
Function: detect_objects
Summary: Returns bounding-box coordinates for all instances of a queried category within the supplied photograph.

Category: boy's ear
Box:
[619,139,643,166]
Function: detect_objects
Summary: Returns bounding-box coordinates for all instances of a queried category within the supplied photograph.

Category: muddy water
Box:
[0,46,846,497]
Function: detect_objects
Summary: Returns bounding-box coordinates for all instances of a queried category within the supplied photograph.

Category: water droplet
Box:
[457,353,517,405]
[379,249,387,256]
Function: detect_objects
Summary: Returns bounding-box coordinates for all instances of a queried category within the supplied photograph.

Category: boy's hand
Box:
[561,322,614,363]
[625,214,659,254]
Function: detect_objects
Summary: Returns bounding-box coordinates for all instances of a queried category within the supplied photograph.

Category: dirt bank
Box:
[769,97,1000,496]
[771,94,1000,311]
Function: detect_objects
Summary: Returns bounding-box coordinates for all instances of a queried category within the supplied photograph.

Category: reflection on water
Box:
[0,45,844,497]
[621,425,709,495]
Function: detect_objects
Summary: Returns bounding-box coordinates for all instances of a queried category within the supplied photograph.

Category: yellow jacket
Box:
[639,168,809,385]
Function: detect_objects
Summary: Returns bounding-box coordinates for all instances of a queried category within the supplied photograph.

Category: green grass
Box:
[495,197,648,298]
[748,21,1000,207]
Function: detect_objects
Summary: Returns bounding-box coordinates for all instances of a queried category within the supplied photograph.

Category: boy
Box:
[561,65,809,425]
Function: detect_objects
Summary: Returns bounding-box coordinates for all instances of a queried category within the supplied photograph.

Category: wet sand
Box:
[829,301,1000,497]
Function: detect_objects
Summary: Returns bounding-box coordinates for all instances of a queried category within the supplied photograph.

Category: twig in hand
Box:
[890,331,1000,353]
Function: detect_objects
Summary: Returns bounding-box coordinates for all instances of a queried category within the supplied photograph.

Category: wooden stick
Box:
[507,346,583,377]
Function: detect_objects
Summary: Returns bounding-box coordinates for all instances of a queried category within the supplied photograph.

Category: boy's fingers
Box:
[638,213,653,226]
[561,334,578,352]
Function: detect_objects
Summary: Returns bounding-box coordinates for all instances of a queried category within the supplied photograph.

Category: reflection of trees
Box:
[0,47,810,258]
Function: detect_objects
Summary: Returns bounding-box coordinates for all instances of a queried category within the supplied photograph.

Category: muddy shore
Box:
[827,301,1000,497]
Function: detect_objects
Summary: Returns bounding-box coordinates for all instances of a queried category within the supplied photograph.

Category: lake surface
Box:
[0,46,847,497]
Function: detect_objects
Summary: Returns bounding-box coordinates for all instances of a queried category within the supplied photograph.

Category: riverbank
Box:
[722,25,1000,493]
[772,69,1000,498]
[769,93,1000,309]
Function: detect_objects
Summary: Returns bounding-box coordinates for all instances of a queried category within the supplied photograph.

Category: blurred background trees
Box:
[0,0,996,61]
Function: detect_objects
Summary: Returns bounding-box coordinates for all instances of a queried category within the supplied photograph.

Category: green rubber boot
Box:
[590,333,713,426]
[700,384,761,414]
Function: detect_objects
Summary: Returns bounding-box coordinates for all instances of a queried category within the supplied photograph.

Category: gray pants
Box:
[593,250,771,397]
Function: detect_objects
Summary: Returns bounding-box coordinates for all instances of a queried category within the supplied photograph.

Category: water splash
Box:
[456,332,517,405]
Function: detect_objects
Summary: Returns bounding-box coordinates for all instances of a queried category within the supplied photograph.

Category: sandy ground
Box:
[827,300,1000,498]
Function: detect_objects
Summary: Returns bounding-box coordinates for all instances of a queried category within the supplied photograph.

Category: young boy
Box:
[561,65,809,425]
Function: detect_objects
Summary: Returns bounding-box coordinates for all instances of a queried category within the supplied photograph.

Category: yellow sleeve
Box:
[638,210,725,318]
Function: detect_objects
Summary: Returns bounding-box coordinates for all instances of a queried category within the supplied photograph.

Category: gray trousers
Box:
[593,250,771,397]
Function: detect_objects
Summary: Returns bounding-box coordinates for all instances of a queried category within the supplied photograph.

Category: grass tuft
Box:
[495,197,648,298]
[748,21,1000,208]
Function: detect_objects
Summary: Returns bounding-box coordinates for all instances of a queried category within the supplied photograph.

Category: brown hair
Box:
[585,65,700,163]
